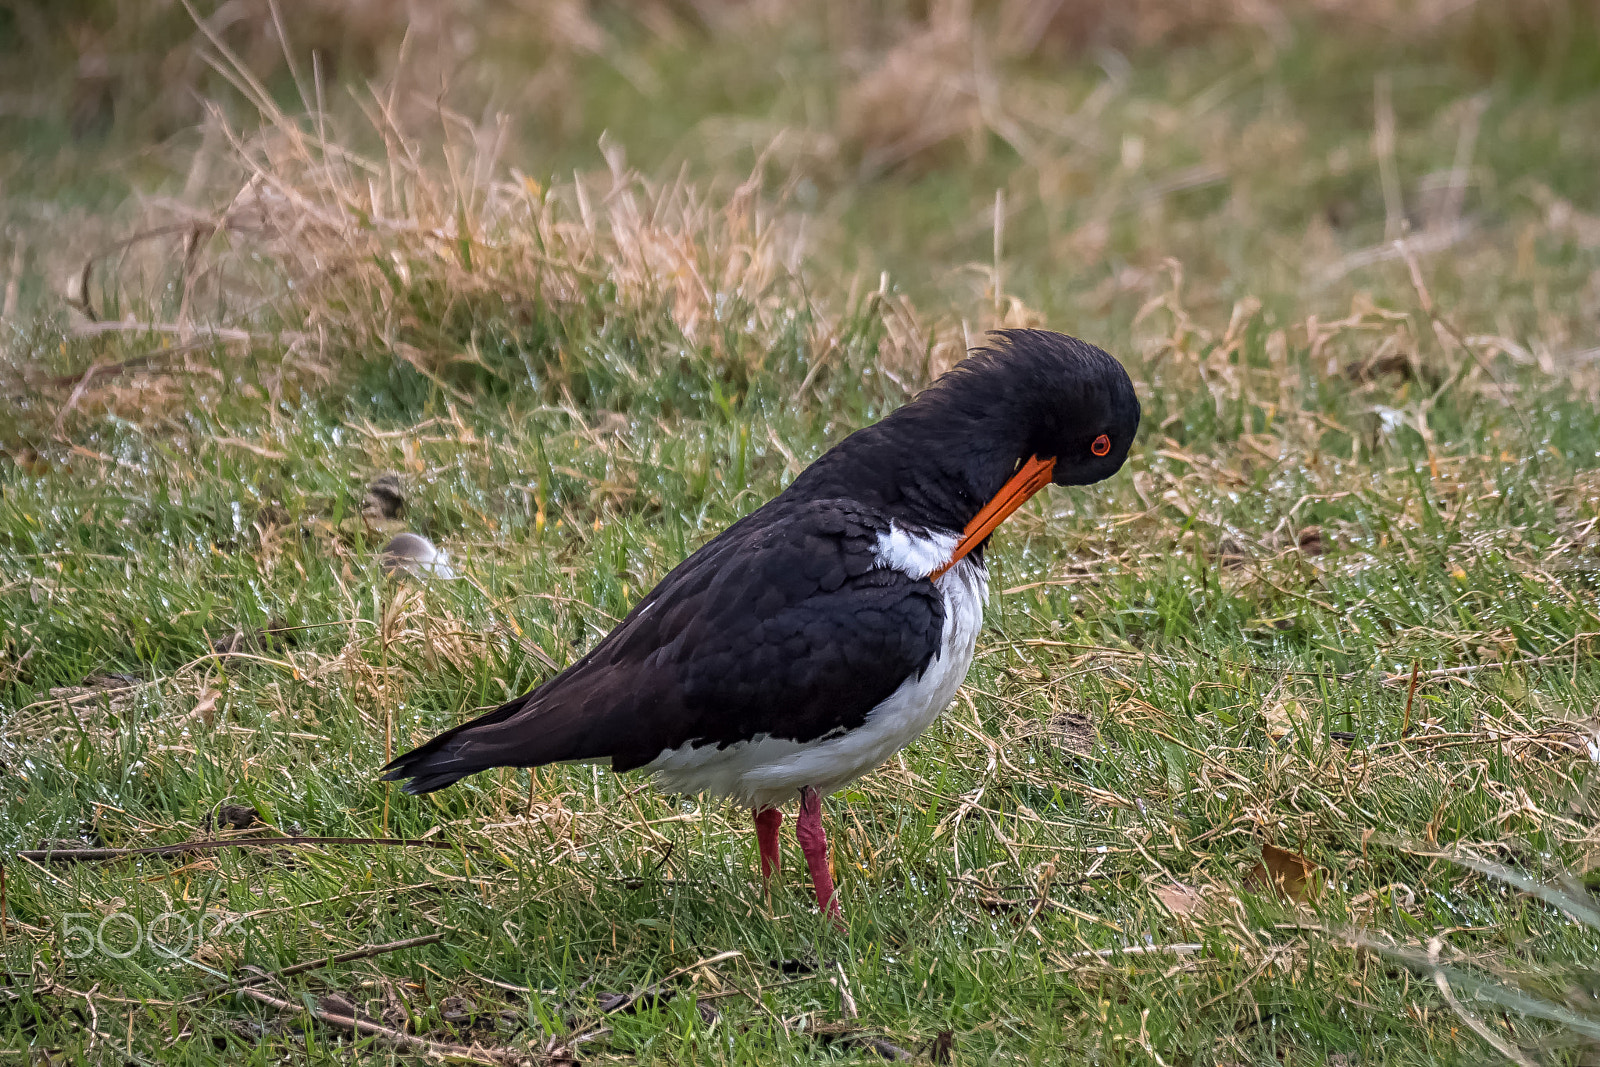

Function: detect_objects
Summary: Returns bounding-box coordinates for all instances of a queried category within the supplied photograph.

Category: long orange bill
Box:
[930,454,1057,580]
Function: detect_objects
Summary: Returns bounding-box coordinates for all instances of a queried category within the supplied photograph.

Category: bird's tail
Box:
[379,694,534,794]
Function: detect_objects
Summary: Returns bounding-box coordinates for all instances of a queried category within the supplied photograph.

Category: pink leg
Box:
[795,787,842,920]
[753,806,783,882]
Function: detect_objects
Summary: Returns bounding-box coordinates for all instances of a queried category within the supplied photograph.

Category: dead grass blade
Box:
[186,932,445,1004]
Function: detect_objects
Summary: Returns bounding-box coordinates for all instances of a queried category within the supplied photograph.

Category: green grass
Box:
[3,4,1600,1064]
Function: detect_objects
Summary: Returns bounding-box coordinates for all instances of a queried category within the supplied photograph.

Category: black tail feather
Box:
[379,693,533,794]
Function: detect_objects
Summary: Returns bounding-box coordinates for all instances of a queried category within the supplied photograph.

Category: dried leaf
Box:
[193,687,221,726]
[1262,697,1306,741]
[1154,882,1205,918]
[1245,844,1322,903]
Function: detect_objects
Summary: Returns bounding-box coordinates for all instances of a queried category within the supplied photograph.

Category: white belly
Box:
[642,527,986,809]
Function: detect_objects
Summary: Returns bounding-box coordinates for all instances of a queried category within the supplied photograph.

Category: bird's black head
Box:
[779,328,1140,535]
[927,329,1141,490]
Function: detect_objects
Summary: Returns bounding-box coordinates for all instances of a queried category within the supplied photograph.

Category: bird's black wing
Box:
[380,500,947,792]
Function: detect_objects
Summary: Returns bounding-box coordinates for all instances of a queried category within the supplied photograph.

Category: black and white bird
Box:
[382,330,1140,918]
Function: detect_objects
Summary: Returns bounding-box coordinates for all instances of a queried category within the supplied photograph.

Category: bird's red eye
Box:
[1091,434,1111,456]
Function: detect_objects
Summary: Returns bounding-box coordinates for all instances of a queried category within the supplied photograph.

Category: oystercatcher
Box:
[382,329,1139,918]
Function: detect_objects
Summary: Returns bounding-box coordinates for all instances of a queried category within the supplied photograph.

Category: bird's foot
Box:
[796,787,844,927]
[753,806,783,898]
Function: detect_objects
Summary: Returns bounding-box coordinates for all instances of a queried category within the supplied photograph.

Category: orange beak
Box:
[929,454,1056,580]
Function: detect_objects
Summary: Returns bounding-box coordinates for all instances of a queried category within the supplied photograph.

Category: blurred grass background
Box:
[2,2,1600,1064]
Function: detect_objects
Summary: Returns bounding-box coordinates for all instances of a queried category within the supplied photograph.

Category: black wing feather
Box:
[380,500,945,793]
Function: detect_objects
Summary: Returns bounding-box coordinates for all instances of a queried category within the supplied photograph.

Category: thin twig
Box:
[46,354,158,389]
[1400,660,1421,735]
[186,932,445,1004]
[1062,943,1203,961]
[597,950,744,1015]
[234,985,523,1065]
[1381,654,1567,686]
[68,320,258,343]
[17,835,486,864]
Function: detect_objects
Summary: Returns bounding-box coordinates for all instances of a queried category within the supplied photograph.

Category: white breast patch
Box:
[875,523,958,580]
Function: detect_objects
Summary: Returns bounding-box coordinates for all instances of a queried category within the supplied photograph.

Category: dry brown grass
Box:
[813,0,1600,173]
[19,77,985,436]
[13,0,1596,154]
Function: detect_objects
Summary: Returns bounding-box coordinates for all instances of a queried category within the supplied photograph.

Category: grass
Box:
[3,2,1600,1063]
